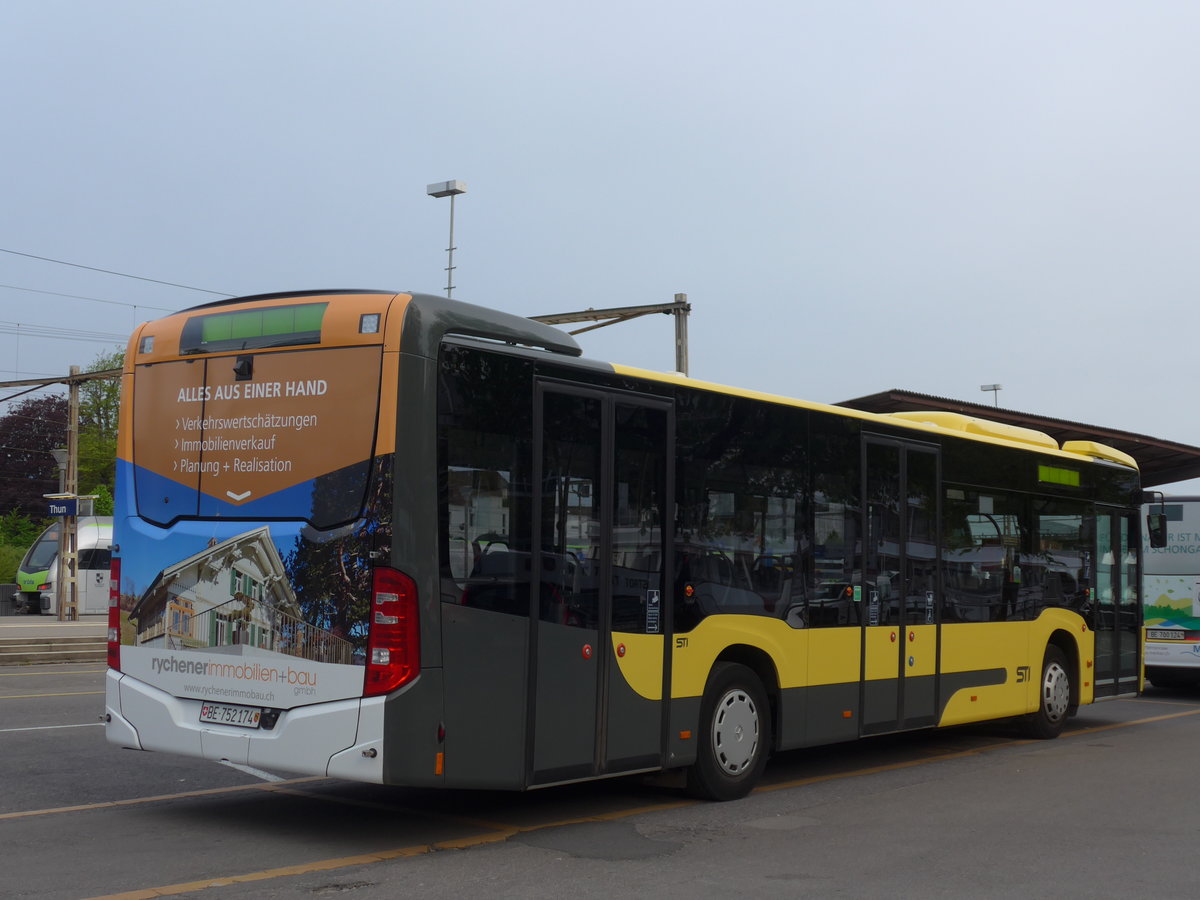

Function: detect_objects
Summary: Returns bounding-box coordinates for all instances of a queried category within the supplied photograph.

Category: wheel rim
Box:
[711,687,760,774]
[1042,661,1070,723]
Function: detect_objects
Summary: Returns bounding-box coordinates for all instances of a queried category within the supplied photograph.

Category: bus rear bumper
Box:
[1144,642,1200,669]
[105,669,385,782]
[105,670,143,749]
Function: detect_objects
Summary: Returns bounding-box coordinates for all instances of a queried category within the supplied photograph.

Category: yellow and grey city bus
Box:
[105,290,1145,800]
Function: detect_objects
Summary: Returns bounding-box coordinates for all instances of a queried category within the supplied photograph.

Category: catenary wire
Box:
[0,282,177,313]
[0,247,234,296]
[0,322,128,343]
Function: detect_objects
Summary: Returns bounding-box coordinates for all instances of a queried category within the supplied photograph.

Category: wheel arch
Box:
[711,643,781,749]
[1046,627,1081,713]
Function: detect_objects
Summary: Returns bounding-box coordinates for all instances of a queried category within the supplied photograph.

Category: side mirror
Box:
[1147,513,1168,549]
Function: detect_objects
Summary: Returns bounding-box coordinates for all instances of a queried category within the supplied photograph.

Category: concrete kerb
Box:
[0,615,108,665]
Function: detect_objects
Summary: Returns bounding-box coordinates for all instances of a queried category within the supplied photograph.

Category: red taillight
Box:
[364,567,419,697]
[107,557,121,671]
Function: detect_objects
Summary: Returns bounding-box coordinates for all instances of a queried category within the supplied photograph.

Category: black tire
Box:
[1022,646,1072,739]
[686,662,771,801]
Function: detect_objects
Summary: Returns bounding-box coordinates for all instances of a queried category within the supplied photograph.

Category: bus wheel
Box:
[1023,646,1071,739]
[687,662,770,801]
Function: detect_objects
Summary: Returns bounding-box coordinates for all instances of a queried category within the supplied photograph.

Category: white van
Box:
[15,517,113,615]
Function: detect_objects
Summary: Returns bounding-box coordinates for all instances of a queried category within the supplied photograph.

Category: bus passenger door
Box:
[1093,509,1140,698]
[862,437,940,735]
[529,384,672,786]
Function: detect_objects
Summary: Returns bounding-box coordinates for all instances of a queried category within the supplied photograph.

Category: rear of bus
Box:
[105,291,409,782]
[1143,496,1200,688]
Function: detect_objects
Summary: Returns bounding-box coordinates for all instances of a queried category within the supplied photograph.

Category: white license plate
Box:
[199,702,262,728]
[1147,630,1186,641]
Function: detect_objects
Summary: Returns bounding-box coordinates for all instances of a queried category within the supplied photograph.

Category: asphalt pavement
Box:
[5,664,1200,900]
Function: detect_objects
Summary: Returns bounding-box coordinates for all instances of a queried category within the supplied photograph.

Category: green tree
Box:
[0,509,43,584]
[90,483,114,516]
[0,507,44,547]
[0,546,26,583]
[79,349,123,501]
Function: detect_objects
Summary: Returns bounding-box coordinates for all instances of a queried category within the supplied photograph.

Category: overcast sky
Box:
[3,2,1199,488]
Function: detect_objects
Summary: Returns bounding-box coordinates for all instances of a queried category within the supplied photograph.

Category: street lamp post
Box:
[980,383,1002,407]
[426,180,467,298]
[51,448,68,492]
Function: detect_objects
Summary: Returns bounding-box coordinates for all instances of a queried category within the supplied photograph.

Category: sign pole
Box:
[58,367,81,621]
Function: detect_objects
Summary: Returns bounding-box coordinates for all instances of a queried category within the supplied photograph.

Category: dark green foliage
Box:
[0,507,45,547]
[0,395,67,517]
[79,350,123,503]
[0,545,25,583]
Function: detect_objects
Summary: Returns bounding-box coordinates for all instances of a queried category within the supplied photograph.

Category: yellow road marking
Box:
[754,742,1027,793]
[755,707,1200,793]
[0,690,104,699]
[83,800,698,900]
[1063,706,1200,734]
[0,669,106,677]
[0,776,328,821]
[1115,695,1200,708]
[75,703,1200,900]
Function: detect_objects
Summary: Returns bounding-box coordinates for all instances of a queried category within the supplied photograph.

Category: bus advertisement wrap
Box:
[114,339,392,708]
[1142,500,1200,631]
[1142,499,1200,682]
[132,345,382,521]
[119,644,367,707]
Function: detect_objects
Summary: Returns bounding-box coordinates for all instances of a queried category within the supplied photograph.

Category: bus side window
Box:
[941,492,1022,623]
